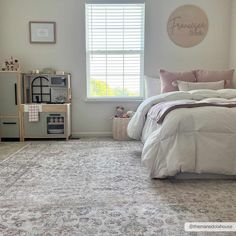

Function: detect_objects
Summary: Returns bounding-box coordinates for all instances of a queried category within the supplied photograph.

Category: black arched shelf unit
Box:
[31,76,51,103]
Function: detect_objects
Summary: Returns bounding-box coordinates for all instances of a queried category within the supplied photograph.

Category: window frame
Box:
[85,3,145,101]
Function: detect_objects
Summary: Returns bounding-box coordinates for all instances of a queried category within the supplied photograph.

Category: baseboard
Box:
[71,132,112,138]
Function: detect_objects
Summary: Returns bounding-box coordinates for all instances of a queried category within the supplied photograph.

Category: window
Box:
[86,3,145,99]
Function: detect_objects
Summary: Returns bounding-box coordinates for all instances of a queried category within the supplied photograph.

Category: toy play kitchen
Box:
[20,73,72,140]
[0,69,72,141]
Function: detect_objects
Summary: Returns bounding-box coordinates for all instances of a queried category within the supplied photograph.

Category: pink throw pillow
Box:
[160,69,196,93]
[194,69,234,88]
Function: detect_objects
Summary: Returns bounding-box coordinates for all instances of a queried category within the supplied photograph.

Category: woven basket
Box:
[112,117,131,141]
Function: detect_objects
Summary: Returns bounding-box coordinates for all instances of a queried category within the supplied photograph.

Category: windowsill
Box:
[85,97,144,102]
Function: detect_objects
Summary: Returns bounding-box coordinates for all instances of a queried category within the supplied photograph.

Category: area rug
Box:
[0,142,29,162]
[0,139,235,236]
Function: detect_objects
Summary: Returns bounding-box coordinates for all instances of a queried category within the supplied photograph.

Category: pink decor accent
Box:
[160,69,196,93]
[194,69,234,88]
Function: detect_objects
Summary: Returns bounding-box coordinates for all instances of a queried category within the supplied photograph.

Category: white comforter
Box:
[127,89,236,178]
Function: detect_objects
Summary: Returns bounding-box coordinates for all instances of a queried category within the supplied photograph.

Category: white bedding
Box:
[141,116,159,143]
[127,89,236,178]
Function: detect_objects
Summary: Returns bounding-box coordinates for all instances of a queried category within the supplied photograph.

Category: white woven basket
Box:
[112,117,131,141]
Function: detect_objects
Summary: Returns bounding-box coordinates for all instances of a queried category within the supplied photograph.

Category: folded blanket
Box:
[148,99,236,124]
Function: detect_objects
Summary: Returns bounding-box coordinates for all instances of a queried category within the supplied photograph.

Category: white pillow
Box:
[175,80,225,91]
[144,76,161,98]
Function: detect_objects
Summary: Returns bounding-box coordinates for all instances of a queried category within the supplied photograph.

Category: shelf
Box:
[0,71,21,73]
[32,93,51,95]
[32,85,50,87]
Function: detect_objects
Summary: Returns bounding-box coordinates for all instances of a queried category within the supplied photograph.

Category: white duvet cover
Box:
[127,89,236,178]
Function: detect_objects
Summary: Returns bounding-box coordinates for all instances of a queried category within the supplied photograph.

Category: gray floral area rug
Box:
[0,139,235,236]
[0,142,29,162]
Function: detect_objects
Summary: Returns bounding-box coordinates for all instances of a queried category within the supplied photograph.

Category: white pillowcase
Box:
[144,76,161,98]
[175,80,225,91]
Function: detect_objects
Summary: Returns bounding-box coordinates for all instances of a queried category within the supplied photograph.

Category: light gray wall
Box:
[0,0,233,136]
[230,0,236,86]
[145,0,232,77]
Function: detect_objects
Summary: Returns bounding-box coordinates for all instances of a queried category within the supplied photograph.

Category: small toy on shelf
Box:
[1,56,20,71]
[13,59,20,71]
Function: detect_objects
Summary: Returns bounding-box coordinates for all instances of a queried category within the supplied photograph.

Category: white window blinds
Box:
[86,3,145,98]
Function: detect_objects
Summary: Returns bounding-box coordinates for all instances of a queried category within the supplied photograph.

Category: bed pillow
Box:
[160,69,196,93]
[194,69,234,88]
[175,80,225,91]
[144,76,161,98]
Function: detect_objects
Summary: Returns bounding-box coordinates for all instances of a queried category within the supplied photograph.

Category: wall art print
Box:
[167,5,208,48]
[29,21,56,44]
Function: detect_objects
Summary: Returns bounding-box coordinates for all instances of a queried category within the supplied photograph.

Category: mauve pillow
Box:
[160,69,196,93]
[194,69,234,88]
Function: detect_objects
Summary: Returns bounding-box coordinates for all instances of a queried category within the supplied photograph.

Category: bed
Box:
[127,89,236,179]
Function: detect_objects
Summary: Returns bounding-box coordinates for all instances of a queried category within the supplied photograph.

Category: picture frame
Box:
[29,21,56,44]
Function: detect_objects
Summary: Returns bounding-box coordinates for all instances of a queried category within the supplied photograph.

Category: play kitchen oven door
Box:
[47,114,64,134]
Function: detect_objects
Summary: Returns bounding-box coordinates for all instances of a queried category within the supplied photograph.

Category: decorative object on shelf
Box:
[1,56,20,71]
[56,70,65,75]
[31,69,40,74]
[167,5,208,48]
[29,21,56,44]
[41,68,55,74]
[30,68,55,74]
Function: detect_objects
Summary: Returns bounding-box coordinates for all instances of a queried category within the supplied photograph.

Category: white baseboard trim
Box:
[72,132,112,138]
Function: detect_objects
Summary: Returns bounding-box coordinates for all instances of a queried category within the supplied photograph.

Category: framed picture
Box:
[29,21,56,44]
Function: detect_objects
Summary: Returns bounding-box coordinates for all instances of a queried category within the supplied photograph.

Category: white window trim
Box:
[86,0,144,4]
[85,3,145,101]
[85,97,144,102]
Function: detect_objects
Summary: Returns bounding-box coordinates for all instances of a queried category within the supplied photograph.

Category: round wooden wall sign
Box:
[167,5,208,48]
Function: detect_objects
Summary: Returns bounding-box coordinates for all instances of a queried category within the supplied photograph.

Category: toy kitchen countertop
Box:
[21,103,71,113]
